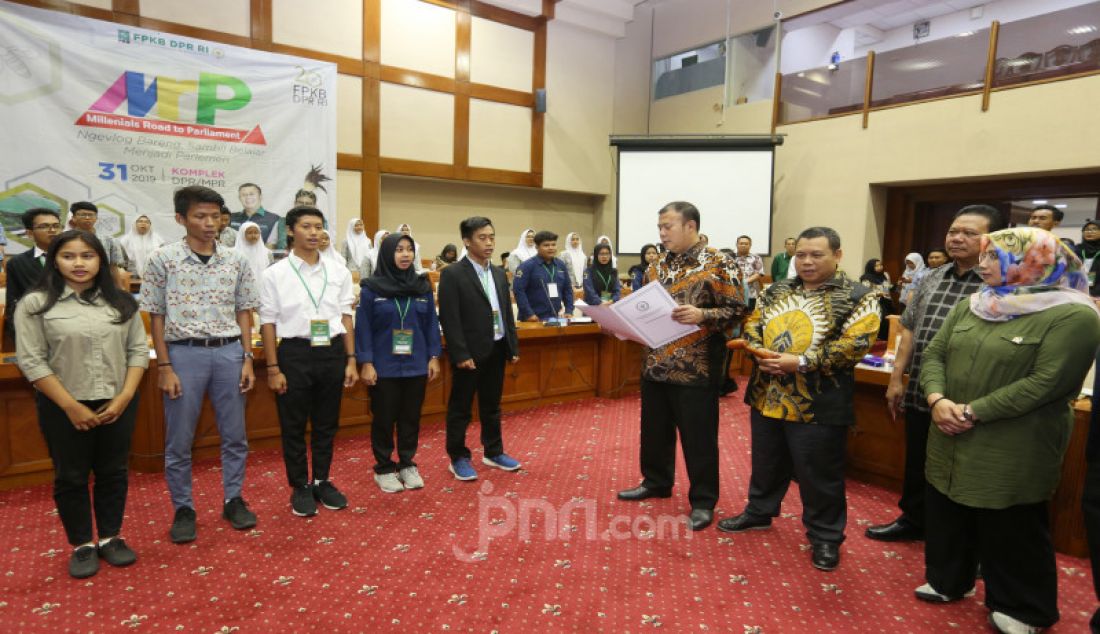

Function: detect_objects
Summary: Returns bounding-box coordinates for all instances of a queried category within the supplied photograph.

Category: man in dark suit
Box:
[437,216,521,481]
[3,208,61,351]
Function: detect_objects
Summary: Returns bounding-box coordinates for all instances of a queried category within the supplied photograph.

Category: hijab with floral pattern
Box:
[970,227,1100,322]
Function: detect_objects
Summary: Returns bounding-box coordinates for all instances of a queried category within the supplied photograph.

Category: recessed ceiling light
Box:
[1055,204,1068,209]
[1068,25,1097,35]
[1032,200,1049,204]
[956,31,975,37]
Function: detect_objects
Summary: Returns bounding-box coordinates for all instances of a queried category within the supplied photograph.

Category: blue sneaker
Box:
[449,457,478,481]
[482,453,521,471]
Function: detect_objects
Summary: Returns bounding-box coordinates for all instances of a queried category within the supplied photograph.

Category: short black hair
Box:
[954,204,1006,232]
[23,207,59,230]
[220,205,231,216]
[928,248,949,259]
[737,235,752,243]
[659,201,700,231]
[285,206,325,230]
[238,182,262,194]
[533,230,558,245]
[796,226,841,252]
[460,216,493,240]
[784,237,796,243]
[174,185,225,216]
[294,189,317,203]
[1031,204,1064,223]
[69,201,98,215]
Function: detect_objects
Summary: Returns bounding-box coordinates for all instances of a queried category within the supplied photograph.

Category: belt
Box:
[170,336,240,348]
[282,333,345,344]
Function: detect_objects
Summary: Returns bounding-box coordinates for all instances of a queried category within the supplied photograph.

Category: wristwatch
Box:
[962,405,974,422]
[243,351,254,360]
[797,355,809,373]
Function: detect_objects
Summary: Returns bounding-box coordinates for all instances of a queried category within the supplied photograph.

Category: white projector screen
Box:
[615,144,775,256]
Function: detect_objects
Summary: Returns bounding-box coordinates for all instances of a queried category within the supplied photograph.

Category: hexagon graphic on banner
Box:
[1,166,90,250]
[91,193,136,238]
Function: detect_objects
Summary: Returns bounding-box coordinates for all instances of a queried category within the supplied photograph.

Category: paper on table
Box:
[578,281,699,348]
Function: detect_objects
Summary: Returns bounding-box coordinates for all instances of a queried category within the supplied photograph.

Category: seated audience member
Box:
[356,234,441,493]
[926,248,949,268]
[513,230,574,321]
[897,253,925,308]
[629,244,659,289]
[15,230,147,578]
[342,218,373,278]
[119,215,165,280]
[217,206,238,248]
[915,227,1100,634]
[562,232,586,288]
[235,221,273,284]
[4,208,61,349]
[434,244,458,271]
[1077,219,1100,292]
[583,243,621,305]
[507,228,537,272]
[771,238,796,282]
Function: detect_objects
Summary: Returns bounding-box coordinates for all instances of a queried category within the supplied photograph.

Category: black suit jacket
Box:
[3,249,45,345]
[437,257,519,365]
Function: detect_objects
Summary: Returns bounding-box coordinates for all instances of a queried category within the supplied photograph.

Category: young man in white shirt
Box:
[259,206,358,517]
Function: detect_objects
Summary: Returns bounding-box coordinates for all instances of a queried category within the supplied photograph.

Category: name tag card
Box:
[547,283,559,299]
[492,310,504,338]
[393,329,414,355]
[310,320,330,347]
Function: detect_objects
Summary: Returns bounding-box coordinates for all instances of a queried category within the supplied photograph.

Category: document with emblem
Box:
[579,281,699,348]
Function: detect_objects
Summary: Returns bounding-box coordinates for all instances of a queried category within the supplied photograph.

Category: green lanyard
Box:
[542,262,557,279]
[393,297,411,329]
[478,267,494,299]
[291,258,327,314]
[595,270,613,291]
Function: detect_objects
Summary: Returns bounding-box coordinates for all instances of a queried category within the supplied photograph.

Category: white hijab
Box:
[344,219,372,266]
[563,232,586,283]
[370,230,390,268]
[235,221,271,282]
[595,235,617,267]
[319,229,343,266]
[118,216,164,278]
[513,228,537,263]
[395,223,422,265]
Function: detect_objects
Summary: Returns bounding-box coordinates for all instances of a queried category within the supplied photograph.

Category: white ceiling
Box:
[787,0,983,31]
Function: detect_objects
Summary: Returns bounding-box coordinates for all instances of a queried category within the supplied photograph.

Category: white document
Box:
[579,281,700,348]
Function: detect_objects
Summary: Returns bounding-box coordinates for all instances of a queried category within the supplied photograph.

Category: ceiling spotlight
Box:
[956,31,975,37]
[1068,25,1097,35]
[1032,200,1049,204]
[1055,204,1068,209]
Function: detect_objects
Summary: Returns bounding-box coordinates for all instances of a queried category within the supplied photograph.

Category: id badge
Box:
[600,291,611,301]
[492,310,504,338]
[309,319,330,347]
[547,283,559,299]
[392,329,414,355]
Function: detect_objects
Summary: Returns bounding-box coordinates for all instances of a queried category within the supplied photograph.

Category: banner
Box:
[0,0,337,254]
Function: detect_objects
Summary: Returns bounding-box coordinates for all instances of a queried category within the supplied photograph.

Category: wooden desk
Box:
[0,323,634,488]
[849,364,1091,557]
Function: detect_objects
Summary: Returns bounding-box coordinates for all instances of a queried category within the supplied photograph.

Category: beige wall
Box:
[380,176,603,262]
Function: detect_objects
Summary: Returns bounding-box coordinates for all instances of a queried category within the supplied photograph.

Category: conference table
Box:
[0,322,1091,557]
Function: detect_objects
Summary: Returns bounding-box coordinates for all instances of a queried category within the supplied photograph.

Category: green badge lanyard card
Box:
[595,270,613,301]
[292,259,330,346]
[542,263,560,309]
[392,297,413,355]
[480,268,504,338]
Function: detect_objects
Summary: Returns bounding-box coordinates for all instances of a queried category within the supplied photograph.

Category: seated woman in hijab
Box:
[583,243,621,305]
[897,252,926,308]
[433,244,458,271]
[506,228,536,273]
[916,227,1100,634]
[342,218,373,280]
[119,215,165,280]
[235,221,273,283]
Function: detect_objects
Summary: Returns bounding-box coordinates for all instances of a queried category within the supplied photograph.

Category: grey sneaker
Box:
[170,506,197,544]
[989,611,1043,634]
[69,545,99,579]
[398,466,424,489]
[374,472,405,493]
[222,497,257,529]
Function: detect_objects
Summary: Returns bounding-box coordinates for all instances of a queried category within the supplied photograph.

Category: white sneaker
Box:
[989,611,1043,634]
[913,582,976,603]
[398,466,424,490]
[374,472,405,493]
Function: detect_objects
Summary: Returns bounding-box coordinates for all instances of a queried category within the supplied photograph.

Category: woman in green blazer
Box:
[916,227,1100,633]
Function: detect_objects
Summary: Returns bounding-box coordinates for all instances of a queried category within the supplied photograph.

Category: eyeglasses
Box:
[32,223,62,231]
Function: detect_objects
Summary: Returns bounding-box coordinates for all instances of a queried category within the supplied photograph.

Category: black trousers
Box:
[37,393,138,546]
[639,378,720,510]
[445,339,507,461]
[1083,460,1100,601]
[370,375,426,473]
[897,408,931,530]
[744,410,848,545]
[925,485,1059,627]
[274,337,346,488]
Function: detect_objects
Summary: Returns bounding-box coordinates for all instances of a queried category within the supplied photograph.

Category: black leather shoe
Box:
[617,485,672,501]
[688,509,713,531]
[864,519,923,542]
[811,543,840,571]
[715,513,772,533]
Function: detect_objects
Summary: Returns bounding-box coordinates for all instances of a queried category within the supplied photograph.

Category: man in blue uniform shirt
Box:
[513,230,574,322]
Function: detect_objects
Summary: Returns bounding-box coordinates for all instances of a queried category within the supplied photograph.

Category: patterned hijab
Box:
[970,227,1100,322]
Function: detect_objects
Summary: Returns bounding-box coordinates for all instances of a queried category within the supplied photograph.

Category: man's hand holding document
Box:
[578,281,699,348]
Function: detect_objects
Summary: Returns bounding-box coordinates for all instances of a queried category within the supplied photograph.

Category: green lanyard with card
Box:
[479,266,504,337]
[595,270,613,301]
[542,262,560,303]
[292,259,330,346]
[392,297,414,355]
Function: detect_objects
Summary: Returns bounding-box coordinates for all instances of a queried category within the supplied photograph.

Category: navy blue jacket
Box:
[354,288,442,378]
[583,266,622,305]
[513,256,574,320]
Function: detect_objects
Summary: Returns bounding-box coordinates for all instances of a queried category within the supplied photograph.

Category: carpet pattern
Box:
[0,394,1094,632]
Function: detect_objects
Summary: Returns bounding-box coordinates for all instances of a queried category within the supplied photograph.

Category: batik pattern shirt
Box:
[744,272,880,424]
[733,253,764,299]
[139,239,260,342]
[642,241,745,387]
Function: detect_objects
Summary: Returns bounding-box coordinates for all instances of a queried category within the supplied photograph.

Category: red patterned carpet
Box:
[0,394,1094,633]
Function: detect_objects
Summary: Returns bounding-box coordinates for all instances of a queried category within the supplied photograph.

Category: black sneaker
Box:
[222,497,257,529]
[69,545,99,579]
[98,537,137,567]
[170,506,197,544]
[312,481,348,510]
[291,485,317,517]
